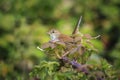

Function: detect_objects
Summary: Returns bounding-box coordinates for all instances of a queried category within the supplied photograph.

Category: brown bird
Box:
[48,29,73,43]
[48,16,82,43]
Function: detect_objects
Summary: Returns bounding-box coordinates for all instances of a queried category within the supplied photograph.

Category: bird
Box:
[48,29,73,43]
[48,16,82,43]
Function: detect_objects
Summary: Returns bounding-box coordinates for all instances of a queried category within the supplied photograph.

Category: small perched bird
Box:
[48,16,82,43]
[48,29,73,42]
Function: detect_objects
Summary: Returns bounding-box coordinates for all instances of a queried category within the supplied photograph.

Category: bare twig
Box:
[37,46,44,51]
[72,16,82,35]
[55,52,61,59]
[62,51,70,57]
[93,35,101,39]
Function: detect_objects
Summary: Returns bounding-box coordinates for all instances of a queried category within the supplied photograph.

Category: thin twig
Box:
[37,46,44,51]
[72,16,82,35]
[55,52,61,59]
[62,51,70,57]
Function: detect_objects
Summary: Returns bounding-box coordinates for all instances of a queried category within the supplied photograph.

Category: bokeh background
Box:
[0,0,120,80]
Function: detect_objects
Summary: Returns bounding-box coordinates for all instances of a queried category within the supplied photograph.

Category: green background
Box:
[0,0,120,79]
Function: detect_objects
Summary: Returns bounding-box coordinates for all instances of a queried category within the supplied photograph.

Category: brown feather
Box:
[59,34,73,42]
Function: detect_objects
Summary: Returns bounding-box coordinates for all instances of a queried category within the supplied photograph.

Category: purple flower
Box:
[70,60,89,74]
[70,60,81,68]
[61,57,69,62]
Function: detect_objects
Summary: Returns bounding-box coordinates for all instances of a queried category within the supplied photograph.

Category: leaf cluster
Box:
[30,32,118,80]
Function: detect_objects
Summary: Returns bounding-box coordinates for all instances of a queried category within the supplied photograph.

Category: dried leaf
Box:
[69,48,78,54]
[41,42,56,49]
[77,46,85,55]
[55,41,65,47]
[93,71,105,80]
[66,42,74,49]
[77,64,89,74]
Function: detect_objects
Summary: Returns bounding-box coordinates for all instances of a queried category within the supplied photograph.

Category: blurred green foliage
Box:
[0,0,120,80]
